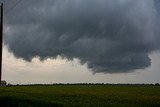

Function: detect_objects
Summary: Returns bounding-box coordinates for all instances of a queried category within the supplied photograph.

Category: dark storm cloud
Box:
[4,0,160,73]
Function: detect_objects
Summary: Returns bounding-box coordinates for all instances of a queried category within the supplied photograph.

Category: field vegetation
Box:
[0,84,160,107]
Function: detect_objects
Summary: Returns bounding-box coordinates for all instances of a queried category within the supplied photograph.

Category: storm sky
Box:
[1,0,160,84]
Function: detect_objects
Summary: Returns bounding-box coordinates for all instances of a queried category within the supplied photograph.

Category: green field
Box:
[0,85,160,107]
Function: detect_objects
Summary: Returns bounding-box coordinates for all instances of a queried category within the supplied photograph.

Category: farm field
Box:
[0,84,160,107]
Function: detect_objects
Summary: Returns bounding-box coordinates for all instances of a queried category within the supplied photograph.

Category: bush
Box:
[155,83,160,86]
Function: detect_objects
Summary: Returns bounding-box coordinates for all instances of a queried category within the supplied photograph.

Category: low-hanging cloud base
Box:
[4,0,160,73]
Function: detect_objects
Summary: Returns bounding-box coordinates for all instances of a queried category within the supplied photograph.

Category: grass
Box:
[0,84,160,107]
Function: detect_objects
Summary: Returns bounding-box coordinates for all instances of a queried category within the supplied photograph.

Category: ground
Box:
[0,84,160,107]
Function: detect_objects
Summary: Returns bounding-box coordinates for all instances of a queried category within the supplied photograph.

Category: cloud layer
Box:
[4,0,160,73]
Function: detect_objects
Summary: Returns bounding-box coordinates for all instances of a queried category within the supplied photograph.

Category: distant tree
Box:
[155,83,160,86]
[1,80,7,86]
[7,83,12,87]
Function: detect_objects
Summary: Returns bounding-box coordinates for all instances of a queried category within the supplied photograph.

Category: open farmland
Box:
[0,84,160,107]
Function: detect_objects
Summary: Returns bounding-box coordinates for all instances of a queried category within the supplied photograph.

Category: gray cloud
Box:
[4,0,160,73]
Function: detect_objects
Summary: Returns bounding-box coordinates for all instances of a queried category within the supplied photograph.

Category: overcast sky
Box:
[1,0,160,84]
